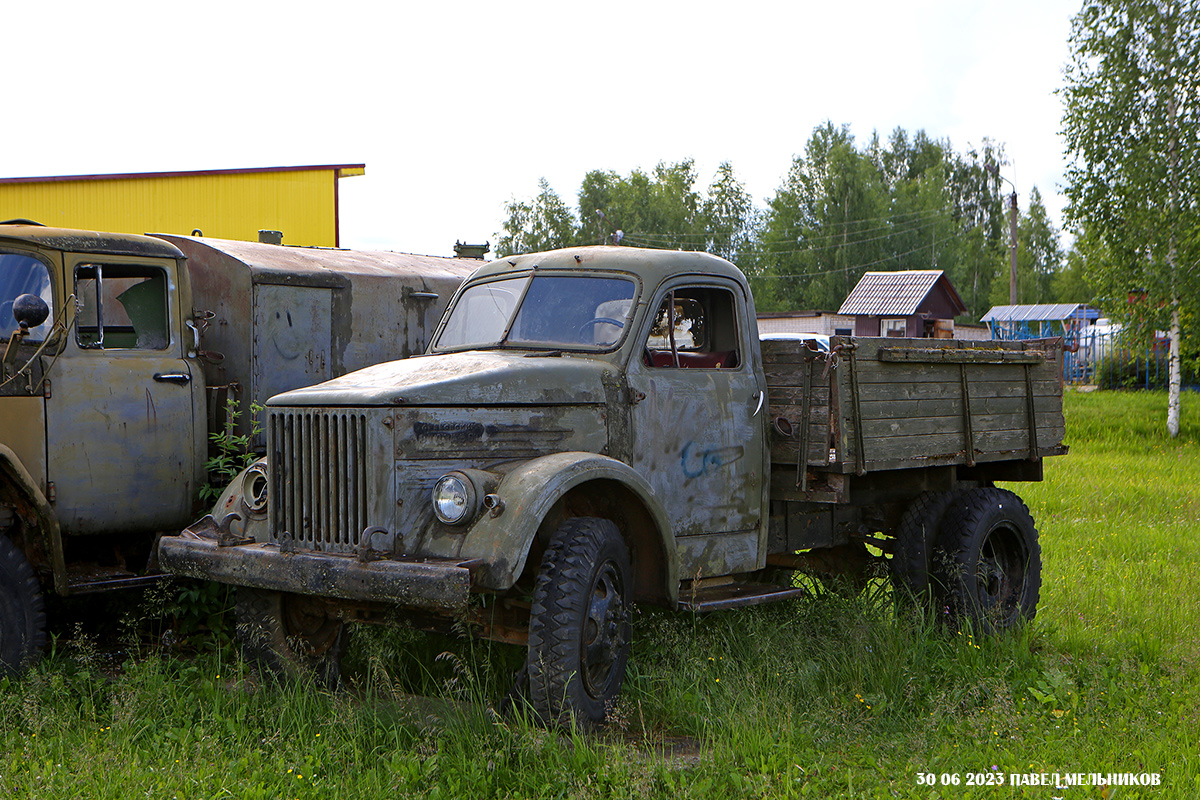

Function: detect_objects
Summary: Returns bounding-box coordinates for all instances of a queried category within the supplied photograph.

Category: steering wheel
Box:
[579,317,625,345]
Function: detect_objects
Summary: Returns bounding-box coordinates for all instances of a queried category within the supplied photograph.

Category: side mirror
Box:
[12,293,49,331]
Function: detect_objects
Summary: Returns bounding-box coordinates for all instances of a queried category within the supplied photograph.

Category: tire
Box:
[525,517,632,728]
[235,587,345,687]
[891,490,961,601]
[0,534,47,676]
[935,488,1041,632]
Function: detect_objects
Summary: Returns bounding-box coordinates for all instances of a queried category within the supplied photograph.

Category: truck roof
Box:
[154,234,478,285]
[0,221,185,260]
[476,246,748,290]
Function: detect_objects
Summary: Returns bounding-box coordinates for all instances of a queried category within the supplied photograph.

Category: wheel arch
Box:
[0,444,66,594]
[458,451,679,605]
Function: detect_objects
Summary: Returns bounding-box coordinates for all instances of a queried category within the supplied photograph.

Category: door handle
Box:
[153,372,191,385]
[752,390,764,416]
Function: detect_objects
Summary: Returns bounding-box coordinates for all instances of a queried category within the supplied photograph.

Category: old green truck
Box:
[158,245,1066,726]
[0,221,474,674]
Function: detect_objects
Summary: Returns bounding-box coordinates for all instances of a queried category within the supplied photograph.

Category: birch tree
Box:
[1062,0,1200,435]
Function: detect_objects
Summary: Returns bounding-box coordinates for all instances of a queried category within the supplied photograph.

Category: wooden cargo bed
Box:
[762,337,1067,477]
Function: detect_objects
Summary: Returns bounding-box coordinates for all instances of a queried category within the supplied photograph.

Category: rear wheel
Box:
[525,517,632,728]
[891,490,960,603]
[935,488,1041,632]
[235,587,345,686]
[0,534,46,676]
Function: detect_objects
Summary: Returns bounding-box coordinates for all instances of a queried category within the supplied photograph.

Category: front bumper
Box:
[158,522,476,612]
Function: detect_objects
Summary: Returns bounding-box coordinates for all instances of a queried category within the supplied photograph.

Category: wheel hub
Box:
[581,561,628,698]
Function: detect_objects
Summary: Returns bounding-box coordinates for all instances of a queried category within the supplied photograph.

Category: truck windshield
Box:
[0,252,54,342]
[435,274,637,352]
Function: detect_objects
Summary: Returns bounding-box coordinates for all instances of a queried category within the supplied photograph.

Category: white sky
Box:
[4,0,1081,257]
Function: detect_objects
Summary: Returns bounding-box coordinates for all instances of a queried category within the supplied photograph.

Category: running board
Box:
[677,582,808,612]
[66,574,165,595]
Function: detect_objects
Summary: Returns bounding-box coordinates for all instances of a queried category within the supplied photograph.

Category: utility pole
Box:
[986,164,1020,305]
[1008,190,1019,305]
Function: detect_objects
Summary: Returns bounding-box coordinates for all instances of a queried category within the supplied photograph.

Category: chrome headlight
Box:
[432,472,477,525]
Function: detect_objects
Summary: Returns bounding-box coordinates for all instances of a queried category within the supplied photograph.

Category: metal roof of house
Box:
[837,270,966,316]
[981,303,1099,323]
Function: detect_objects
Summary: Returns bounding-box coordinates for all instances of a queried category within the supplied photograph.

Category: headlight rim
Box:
[243,462,270,515]
[432,471,479,526]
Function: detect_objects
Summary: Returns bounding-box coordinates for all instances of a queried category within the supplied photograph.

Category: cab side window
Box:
[75,265,169,350]
[644,286,741,369]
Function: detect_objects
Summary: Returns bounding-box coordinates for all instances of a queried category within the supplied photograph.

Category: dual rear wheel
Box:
[892,487,1041,631]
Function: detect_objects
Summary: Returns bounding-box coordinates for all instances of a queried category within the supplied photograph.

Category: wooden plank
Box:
[877,347,1045,364]
[857,395,1063,419]
[763,400,830,419]
[763,365,835,386]
[846,337,1060,360]
[850,362,1048,384]
[765,386,831,404]
[854,379,1063,401]
[814,443,1069,476]
[854,411,1065,440]
[770,442,832,466]
[846,427,1066,464]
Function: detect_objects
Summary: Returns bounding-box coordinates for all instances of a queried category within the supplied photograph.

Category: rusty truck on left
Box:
[0,220,474,673]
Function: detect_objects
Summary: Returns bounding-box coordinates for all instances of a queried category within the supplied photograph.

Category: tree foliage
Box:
[752,124,1014,316]
[496,178,577,257]
[494,126,1070,321]
[1061,0,1200,433]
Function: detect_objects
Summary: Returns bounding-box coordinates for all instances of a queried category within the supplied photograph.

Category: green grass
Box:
[3,389,1199,798]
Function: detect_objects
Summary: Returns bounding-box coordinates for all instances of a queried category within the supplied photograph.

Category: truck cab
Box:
[1,225,204,598]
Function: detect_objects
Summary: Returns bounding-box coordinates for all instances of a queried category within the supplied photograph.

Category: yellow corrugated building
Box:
[0,164,365,247]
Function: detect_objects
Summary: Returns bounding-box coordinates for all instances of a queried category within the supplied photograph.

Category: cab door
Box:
[626,279,766,578]
[45,257,203,535]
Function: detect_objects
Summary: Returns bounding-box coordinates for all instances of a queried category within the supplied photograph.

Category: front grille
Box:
[269,410,369,550]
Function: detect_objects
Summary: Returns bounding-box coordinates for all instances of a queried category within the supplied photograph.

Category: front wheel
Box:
[0,534,46,676]
[235,587,345,687]
[525,517,632,728]
[935,488,1041,632]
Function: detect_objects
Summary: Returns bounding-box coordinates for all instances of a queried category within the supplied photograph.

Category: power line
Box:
[623,205,953,247]
[622,222,974,278]
[745,238,948,281]
[624,212,959,257]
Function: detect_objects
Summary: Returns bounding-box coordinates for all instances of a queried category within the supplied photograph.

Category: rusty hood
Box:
[266,350,614,407]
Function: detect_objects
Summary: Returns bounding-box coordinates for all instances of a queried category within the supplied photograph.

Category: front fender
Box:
[205,457,270,543]
[459,451,678,603]
[0,443,66,594]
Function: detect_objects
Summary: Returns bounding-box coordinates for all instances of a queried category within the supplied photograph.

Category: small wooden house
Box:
[838,270,967,338]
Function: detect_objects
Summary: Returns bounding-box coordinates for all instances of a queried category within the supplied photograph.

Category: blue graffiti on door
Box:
[680,441,745,478]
